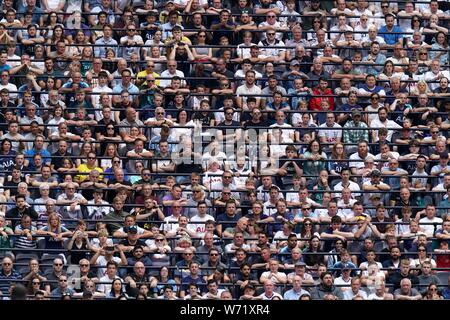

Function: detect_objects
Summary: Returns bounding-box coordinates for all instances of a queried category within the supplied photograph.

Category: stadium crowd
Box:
[0,0,449,300]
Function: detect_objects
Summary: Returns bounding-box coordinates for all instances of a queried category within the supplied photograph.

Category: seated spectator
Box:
[394,278,422,300]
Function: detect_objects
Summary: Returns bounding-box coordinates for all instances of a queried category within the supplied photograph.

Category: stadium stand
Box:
[0,0,449,301]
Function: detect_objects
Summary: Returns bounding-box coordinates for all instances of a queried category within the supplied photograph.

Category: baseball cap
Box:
[295,261,306,267]
[370,169,381,177]
[370,193,382,200]
[352,109,362,117]
[244,284,255,291]
[341,263,353,270]
[290,59,300,66]
[93,188,103,194]
[127,225,138,234]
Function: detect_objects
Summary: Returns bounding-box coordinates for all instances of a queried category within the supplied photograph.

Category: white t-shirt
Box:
[260,271,287,284]
[318,123,342,144]
[97,275,121,294]
[91,85,113,121]
[333,181,361,199]
[334,276,352,293]
[236,84,262,109]
[258,292,283,300]
[419,217,443,236]
[189,214,215,238]
[160,215,180,233]
[349,152,375,170]
[95,256,122,279]
[0,83,18,100]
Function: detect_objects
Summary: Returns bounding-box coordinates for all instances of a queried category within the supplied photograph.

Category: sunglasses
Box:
[54,263,63,266]
[155,239,164,242]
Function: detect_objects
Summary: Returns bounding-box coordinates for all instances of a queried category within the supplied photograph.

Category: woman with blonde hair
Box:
[148,235,172,267]
[411,80,431,97]
[36,212,72,262]
[100,143,120,171]
[417,48,432,73]
[329,142,349,177]
[75,141,94,167]
[90,227,113,252]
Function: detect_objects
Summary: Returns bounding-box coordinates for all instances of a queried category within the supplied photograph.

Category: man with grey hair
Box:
[56,182,88,228]
[36,198,59,229]
[394,278,422,300]
[360,25,386,48]
[110,58,133,87]
[33,182,56,217]
[285,27,310,58]
[283,275,310,300]
[0,256,21,294]
[306,57,330,88]
[258,280,283,300]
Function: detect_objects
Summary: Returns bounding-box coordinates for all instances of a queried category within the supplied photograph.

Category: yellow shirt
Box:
[136,70,161,86]
[75,164,104,183]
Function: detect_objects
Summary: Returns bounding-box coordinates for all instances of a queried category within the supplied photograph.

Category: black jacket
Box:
[6,207,38,228]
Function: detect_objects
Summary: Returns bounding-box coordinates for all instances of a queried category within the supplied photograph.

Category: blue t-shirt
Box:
[25,149,51,167]
[378,25,403,45]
